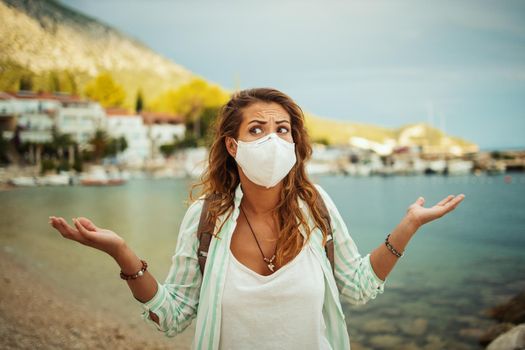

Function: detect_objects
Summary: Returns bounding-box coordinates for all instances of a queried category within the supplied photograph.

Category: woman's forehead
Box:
[241,102,290,122]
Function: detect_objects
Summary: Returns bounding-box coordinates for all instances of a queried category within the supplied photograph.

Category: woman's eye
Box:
[277,126,289,134]
[249,127,263,135]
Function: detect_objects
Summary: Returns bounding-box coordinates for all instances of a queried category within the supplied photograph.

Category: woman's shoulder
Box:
[311,183,344,222]
[177,197,206,236]
[313,183,327,196]
[186,196,206,217]
[312,183,335,208]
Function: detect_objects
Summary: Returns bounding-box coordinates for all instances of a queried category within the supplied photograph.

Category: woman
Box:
[49,88,465,350]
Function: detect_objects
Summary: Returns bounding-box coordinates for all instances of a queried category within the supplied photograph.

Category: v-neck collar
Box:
[228,243,310,280]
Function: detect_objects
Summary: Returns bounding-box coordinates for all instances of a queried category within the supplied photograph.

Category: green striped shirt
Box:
[137,183,385,349]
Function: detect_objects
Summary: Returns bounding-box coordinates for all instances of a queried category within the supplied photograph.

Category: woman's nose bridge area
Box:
[259,132,278,143]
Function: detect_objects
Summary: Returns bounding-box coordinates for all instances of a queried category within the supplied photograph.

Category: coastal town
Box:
[0,90,524,189]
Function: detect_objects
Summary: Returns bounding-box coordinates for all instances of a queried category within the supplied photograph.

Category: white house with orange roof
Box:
[142,112,185,144]
[105,108,151,167]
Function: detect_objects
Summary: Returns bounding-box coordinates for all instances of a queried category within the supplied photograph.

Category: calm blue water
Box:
[1,173,524,349]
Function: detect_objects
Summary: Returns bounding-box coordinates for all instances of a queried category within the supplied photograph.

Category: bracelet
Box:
[384,234,404,258]
[120,259,148,280]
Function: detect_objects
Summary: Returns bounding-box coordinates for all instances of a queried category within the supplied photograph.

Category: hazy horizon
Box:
[59,0,525,149]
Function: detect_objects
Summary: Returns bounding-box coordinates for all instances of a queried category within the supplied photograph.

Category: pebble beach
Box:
[0,250,192,350]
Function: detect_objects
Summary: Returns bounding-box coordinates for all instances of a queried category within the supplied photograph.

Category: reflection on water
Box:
[1,174,524,349]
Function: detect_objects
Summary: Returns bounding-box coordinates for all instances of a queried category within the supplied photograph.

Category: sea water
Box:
[1,173,524,349]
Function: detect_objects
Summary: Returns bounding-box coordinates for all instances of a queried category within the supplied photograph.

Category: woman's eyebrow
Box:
[247,119,290,125]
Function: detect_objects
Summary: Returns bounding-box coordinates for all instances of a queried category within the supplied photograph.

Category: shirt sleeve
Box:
[136,198,204,337]
[315,184,385,305]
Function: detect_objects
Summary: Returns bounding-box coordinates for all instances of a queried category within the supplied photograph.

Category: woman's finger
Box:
[49,217,66,235]
[50,216,71,237]
[436,195,455,207]
[443,194,465,213]
[449,194,465,208]
[54,217,85,243]
[76,217,98,231]
[73,218,97,241]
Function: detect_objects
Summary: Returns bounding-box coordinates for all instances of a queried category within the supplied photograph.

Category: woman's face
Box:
[225,101,294,158]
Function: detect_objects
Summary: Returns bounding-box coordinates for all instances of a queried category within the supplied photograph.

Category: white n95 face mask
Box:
[233,133,297,188]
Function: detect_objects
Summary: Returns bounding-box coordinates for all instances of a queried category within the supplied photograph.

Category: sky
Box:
[61,0,525,150]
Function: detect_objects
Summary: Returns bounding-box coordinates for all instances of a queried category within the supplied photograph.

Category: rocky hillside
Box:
[0,0,196,106]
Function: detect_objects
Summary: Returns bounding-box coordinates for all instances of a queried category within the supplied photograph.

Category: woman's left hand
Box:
[407,193,466,228]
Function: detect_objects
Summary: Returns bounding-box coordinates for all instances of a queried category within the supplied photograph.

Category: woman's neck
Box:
[239,177,282,215]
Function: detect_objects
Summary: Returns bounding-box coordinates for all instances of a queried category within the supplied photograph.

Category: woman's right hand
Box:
[49,216,126,258]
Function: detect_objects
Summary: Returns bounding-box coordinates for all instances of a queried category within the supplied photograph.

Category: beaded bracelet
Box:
[120,259,148,280]
[384,234,404,258]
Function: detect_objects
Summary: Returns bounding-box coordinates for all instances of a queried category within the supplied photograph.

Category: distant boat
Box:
[36,173,71,186]
[80,166,127,186]
[446,160,474,175]
[486,161,506,175]
[306,162,335,175]
[9,176,38,187]
[424,159,447,175]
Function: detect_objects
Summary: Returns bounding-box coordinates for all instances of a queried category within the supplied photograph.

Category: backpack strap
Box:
[197,195,216,276]
[314,188,335,275]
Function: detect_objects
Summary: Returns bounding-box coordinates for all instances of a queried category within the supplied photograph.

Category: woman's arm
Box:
[111,243,161,324]
[369,194,465,281]
[368,214,418,282]
[314,185,465,305]
[49,197,205,336]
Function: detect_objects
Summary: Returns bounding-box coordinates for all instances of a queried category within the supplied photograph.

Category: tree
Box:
[199,106,221,146]
[89,129,109,162]
[0,60,33,92]
[48,71,60,92]
[62,70,78,95]
[106,136,128,157]
[50,127,75,158]
[0,135,9,165]
[88,130,129,162]
[84,72,126,107]
[19,75,33,91]
[151,78,229,139]
[135,89,144,113]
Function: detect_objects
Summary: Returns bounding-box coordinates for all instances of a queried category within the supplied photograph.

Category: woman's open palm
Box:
[407,193,466,228]
[49,216,125,257]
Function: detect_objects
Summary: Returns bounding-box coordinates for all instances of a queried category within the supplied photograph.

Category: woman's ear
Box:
[225,137,237,158]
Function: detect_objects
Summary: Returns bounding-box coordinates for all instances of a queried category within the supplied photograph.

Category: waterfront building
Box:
[141,112,185,160]
[106,108,151,167]
[0,91,105,149]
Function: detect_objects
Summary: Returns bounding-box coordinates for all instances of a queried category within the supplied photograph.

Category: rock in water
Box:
[486,291,525,323]
[486,324,525,350]
[479,323,515,346]
[361,319,397,333]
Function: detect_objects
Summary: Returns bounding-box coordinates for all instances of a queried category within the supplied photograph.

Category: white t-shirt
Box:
[220,243,332,350]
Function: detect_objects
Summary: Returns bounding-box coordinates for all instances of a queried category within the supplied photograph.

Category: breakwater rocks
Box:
[482,291,525,349]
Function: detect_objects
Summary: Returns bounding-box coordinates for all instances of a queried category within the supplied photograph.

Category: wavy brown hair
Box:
[191,87,330,268]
